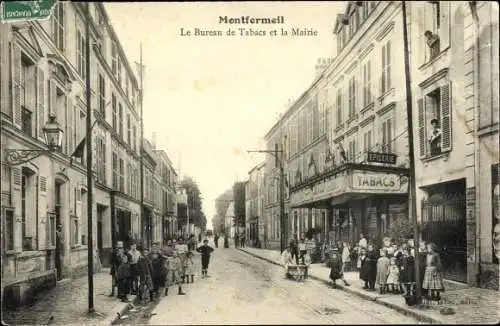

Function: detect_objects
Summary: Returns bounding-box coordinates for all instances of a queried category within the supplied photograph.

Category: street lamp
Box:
[5,113,64,166]
[247,144,286,253]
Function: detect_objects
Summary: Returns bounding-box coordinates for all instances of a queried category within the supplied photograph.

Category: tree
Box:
[179,176,207,230]
[232,181,246,228]
[213,189,232,234]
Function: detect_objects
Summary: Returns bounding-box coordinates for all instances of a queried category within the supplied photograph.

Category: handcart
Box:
[286,264,309,282]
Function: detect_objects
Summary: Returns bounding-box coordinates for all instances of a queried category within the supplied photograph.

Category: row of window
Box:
[337,1,378,53]
[50,2,138,112]
[111,92,138,151]
[280,39,392,161]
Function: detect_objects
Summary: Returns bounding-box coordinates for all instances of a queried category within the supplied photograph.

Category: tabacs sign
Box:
[1,0,57,23]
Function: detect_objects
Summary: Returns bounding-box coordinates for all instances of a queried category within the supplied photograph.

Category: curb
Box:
[238,248,442,324]
[108,295,140,325]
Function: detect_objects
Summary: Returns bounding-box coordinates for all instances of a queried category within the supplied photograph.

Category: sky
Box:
[105,1,345,227]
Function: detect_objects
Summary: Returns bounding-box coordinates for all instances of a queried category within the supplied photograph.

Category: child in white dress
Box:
[386,257,400,293]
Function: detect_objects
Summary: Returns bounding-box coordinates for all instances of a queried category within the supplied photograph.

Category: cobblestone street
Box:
[116,245,422,325]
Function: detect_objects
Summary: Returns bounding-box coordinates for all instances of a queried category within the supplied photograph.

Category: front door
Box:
[97,206,104,263]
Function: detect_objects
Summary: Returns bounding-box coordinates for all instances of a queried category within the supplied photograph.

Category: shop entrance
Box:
[421,179,467,283]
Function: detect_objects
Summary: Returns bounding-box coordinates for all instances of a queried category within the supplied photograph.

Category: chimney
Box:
[315,57,334,78]
[152,132,156,149]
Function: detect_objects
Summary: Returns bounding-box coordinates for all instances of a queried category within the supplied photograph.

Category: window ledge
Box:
[360,102,375,115]
[377,88,395,105]
[477,123,499,138]
[421,151,450,163]
[335,123,345,133]
[14,250,46,259]
[71,244,88,250]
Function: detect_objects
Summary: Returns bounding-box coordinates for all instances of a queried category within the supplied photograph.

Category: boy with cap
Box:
[108,241,124,297]
[196,239,214,278]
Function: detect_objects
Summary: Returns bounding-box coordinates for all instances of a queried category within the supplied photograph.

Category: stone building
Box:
[262,1,410,249]
[245,162,265,247]
[0,2,181,305]
[408,1,499,288]
[154,148,178,243]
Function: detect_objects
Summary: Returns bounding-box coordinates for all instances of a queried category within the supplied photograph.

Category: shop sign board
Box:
[366,151,398,164]
[352,172,402,192]
[291,174,347,205]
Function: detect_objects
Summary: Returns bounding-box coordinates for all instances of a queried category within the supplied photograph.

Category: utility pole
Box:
[402,1,421,302]
[278,144,286,253]
[84,2,94,314]
[138,44,145,247]
[186,189,190,236]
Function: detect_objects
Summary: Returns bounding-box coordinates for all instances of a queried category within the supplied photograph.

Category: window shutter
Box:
[49,80,57,114]
[67,98,73,154]
[417,98,426,157]
[75,188,82,217]
[37,68,45,140]
[381,44,386,94]
[382,120,387,151]
[417,5,425,65]
[387,118,392,153]
[440,82,452,152]
[386,41,391,90]
[0,30,10,117]
[439,1,450,50]
[11,167,22,250]
[38,176,47,249]
[12,44,21,128]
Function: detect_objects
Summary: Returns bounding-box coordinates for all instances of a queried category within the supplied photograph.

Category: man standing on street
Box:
[214,234,219,248]
[196,239,214,278]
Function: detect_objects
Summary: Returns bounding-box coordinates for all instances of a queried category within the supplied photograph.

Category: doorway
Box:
[55,182,63,281]
[97,206,104,264]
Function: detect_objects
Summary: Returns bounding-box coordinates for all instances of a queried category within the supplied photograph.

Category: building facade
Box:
[0,2,181,305]
[246,162,265,247]
[408,1,499,287]
[154,149,178,243]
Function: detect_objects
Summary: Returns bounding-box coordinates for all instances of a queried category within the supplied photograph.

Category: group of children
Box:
[328,237,446,302]
[109,238,214,305]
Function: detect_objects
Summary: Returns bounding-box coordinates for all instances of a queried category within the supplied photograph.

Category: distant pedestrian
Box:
[196,239,214,278]
[224,235,229,248]
[234,233,239,248]
[198,233,202,243]
[240,233,245,247]
[341,242,351,273]
[214,234,220,248]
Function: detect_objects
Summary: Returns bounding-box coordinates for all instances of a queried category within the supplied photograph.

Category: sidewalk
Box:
[239,247,500,325]
[3,268,136,326]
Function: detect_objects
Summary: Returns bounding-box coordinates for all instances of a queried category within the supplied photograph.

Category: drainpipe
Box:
[468,1,482,287]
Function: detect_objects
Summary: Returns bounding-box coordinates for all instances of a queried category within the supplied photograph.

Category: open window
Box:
[418,82,452,159]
